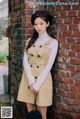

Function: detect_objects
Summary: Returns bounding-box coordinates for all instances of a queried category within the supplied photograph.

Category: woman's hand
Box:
[29,86,37,93]
[28,83,37,93]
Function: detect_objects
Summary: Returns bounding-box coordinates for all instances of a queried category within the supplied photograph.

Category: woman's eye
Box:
[34,24,37,26]
[40,23,43,25]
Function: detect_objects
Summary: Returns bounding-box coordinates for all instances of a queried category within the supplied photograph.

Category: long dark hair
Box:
[26,10,54,50]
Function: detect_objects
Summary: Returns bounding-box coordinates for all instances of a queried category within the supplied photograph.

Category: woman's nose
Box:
[37,25,41,28]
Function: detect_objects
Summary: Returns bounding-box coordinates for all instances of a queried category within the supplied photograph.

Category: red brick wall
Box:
[48,0,80,119]
[9,0,80,119]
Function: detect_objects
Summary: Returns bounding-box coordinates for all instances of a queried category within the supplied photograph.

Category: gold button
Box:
[35,76,37,79]
[40,45,42,48]
[37,66,39,68]
[31,54,33,57]
[33,45,35,47]
[37,55,40,57]
[30,65,33,67]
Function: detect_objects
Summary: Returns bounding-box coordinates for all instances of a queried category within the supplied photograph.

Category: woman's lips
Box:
[38,30,41,32]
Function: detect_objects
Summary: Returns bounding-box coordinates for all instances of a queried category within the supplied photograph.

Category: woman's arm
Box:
[23,51,35,85]
[32,40,58,92]
[23,38,35,86]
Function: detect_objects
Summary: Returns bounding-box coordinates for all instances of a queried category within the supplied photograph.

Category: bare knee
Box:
[26,103,34,112]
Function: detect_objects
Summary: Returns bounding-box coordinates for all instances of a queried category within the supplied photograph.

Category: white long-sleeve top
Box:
[23,31,58,91]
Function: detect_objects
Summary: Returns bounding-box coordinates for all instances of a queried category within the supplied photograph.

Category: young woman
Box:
[17,10,58,119]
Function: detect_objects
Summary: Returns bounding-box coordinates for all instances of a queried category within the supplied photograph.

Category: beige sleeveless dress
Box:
[17,38,53,106]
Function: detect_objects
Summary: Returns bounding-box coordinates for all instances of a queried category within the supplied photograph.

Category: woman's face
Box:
[34,17,49,34]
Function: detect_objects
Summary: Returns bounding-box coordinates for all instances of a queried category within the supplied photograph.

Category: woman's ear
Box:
[47,22,50,27]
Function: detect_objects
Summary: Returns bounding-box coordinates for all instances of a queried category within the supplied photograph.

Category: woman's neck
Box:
[36,31,50,44]
[38,31,49,39]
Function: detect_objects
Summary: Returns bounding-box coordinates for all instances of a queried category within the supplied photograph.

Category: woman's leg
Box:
[26,103,34,112]
[37,106,47,119]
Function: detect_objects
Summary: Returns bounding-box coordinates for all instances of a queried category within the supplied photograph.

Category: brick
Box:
[70,58,80,65]
[66,65,75,71]
[67,92,76,99]
[55,95,62,102]
[72,5,80,10]
[57,19,64,24]
[73,113,80,119]
[67,38,75,43]
[58,57,70,63]
[77,52,80,58]
[24,22,32,28]
[56,6,63,11]
[72,45,80,51]
[21,10,28,15]
[74,31,80,37]
[70,24,78,30]
[68,11,77,17]
[60,83,69,90]
[58,89,66,96]
[59,31,63,37]
[61,43,70,49]
[71,72,80,78]
[63,31,72,37]
[63,6,71,10]
[24,16,31,21]
[55,12,60,17]
[77,94,80,99]
[15,0,19,5]
[55,76,63,82]
[72,100,80,106]
[61,111,73,118]
[67,105,76,112]
[78,11,80,16]
[57,63,66,69]
[66,51,76,57]
[71,85,78,92]
[63,97,72,105]
[77,39,80,43]
[77,86,80,92]
[76,66,80,72]
[74,18,80,23]
[58,103,66,110]
[64,77,74,84]
[59,25,67,30]
[64,18,73,24]
[53,69,59,75]
[55,82,60,88]
[24,2,31,9]
[60,12,67,17]
[60,70,70,77]
[58,38,66,43]
[25,29,33,34]
[59,50,66,56]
